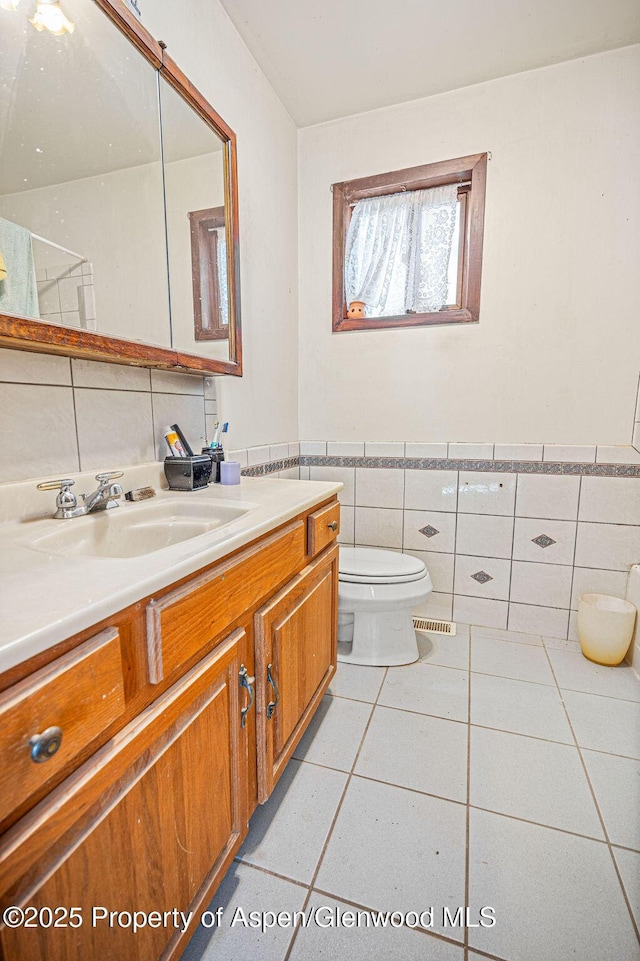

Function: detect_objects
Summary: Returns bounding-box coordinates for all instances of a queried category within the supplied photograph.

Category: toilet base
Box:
[337,610,419,667]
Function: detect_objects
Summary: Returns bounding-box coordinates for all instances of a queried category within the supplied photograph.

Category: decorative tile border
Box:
[242,456,299,477]
[240,452,640,478]
[298,455,640,477]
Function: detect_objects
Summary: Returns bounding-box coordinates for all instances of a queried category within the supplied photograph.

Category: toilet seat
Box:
[339,546,427,584]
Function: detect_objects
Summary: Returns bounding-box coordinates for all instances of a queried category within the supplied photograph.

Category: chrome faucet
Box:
[37,471,124,519]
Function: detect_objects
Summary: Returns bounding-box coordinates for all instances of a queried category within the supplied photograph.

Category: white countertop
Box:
[0,465,341,673]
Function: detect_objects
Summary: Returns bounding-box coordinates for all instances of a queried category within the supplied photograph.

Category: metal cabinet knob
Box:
[327,520,338,531]
[29,726,63,763]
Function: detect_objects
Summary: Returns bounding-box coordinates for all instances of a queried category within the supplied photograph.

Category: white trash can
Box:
[577,593,637,666]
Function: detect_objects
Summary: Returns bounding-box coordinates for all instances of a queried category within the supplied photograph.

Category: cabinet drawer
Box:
[0,628,124,824]
[146,520,307,683]
[307,500,340,557]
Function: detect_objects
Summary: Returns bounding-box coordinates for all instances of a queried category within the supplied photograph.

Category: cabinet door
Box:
[255,545,338,802]
[0,630,248,961]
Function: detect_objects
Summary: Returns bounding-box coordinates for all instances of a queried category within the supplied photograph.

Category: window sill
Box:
[333,307,477,333]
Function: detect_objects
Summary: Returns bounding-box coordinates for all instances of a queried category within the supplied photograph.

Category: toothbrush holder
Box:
[201,447,225,483]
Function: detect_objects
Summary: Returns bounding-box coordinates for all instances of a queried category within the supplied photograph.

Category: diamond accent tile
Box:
[471,570,493,584]
[532,534,557,549]
[419,524,440,538]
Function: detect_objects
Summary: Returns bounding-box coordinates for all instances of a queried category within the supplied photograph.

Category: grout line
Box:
[281,667,388,961]
[68,357,82,473]
[542,643,640,945]
[567,475,582,636]
[504,485,517,634]
[451,469,460,623]
[464,615,472,960]
[229,859,310,892]
[307,886,468,951]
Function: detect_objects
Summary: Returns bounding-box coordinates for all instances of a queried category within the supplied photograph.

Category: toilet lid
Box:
[339,546,427,584]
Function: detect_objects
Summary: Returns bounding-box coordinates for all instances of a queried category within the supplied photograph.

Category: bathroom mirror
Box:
[0,0,242,375]
[160,75,236,361]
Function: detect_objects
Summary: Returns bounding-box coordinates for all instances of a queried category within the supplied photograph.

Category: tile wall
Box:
[0,348,218,483]
[35,262,96,330]
[298,442,640,641]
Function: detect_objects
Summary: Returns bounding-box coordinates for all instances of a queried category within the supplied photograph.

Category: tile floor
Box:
[184,626,640,961]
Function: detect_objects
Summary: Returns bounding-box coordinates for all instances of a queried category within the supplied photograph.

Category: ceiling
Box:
[219,0,640,126]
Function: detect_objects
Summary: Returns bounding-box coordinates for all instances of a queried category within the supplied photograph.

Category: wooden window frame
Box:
[332,152,487,333]
[189,206,229,341]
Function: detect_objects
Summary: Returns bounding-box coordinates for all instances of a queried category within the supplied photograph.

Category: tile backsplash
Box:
[298,444,640,642]
[2,348,638,647]
[0,348,217,482]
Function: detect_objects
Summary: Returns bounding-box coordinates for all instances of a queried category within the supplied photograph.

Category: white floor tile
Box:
[471,635,555,685]
[237,760,347,883]
[315,777,467,941]
[289,897,464,961]
[612,847,640,931]
[293,695,373,771]
[355,705,468,802]
[548,649,640,701]
[417,632,470,670]
[181,862,306,961]
[470,727,603,838]
[379,662,469,722]
[471,673,573,743]
[468,808,639,961]
[563,689,640,758]
[583,750,640,850]
[327,662,386,703]
[543,635,582,652]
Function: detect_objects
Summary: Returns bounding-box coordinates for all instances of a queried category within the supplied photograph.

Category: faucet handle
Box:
[37,478,78,515]
[37,478,75,492]
[94,471,124,485]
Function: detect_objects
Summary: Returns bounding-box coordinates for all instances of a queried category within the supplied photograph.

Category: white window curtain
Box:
[344,183,459,317]
[216,229,229,327]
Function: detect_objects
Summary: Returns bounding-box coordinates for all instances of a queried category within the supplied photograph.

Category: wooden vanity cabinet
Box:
[256,544,339,801]
[0,496,339,961]
[0,631,246,961]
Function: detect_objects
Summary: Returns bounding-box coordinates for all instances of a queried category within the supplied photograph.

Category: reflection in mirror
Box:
[159,76,232,363]
[0,0,171,347]
[189,206,228,341]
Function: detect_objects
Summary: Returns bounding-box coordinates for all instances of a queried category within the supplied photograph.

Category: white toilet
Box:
[337,546,433,667]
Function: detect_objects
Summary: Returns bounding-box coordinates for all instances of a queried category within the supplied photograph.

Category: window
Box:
[332,153,487,332]
[189,206,229,341]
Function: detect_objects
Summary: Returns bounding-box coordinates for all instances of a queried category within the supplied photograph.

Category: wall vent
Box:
[413,617,456,636]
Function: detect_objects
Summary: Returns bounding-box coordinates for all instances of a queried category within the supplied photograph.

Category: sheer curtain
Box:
[344,183,459,317]
[216,229,229,327]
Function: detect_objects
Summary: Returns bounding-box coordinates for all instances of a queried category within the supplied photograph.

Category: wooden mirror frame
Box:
[0,0,242,376]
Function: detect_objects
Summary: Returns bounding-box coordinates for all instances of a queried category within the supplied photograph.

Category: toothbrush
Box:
[209,422,220,448]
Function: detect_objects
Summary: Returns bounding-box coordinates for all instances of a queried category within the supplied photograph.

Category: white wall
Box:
[141,0,300,452]
[1,163,170,346]
[298,46,640,445]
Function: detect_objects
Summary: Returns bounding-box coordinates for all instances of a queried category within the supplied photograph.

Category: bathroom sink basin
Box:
[26,499,250,559]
